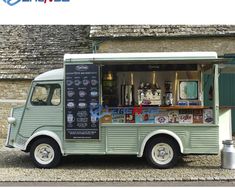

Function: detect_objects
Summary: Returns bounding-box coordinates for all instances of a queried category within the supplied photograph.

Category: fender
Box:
[138,129,184,157]
[23,130,64,155]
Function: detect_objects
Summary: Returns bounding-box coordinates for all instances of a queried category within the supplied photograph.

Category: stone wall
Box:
[0,25,92,79]
[96,36,235,56]
[0,80,31,138]
[90,25,235,38]
[0,80,31,100]
[0,25,92,138]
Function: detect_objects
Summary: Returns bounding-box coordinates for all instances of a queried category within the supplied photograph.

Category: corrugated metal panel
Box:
[190,129,218,148]
[19,107,63,137]
[107,127,137,153]
[63,125,219,155]
[63,128,105,154]
[138,125,218,153]
[138,127,187,143]
[188,126,219,153]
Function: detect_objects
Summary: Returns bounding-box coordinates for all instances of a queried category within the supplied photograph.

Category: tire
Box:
[30,137,61,168]
[145,137,180,169]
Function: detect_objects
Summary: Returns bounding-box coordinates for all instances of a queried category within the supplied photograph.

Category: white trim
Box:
[34,68,63,81]
[23,130,64,155]
[64,52,218,62]
[5,109,13,147]
[138,129,184,157]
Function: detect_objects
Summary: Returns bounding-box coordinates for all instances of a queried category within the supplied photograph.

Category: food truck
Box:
[5,52,233,169]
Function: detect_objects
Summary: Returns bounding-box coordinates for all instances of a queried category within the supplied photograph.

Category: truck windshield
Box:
[31,84,61,106]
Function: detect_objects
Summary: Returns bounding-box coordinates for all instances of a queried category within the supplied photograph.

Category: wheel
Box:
[30,138,61,168]
[145,137,180,169]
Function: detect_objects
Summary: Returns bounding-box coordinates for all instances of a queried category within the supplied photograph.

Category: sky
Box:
[0,0,234,25]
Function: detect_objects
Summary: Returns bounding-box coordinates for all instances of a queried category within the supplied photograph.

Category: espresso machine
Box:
[137,72,161,106]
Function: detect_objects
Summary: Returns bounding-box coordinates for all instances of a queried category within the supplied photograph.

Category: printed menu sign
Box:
[65,64,100,139]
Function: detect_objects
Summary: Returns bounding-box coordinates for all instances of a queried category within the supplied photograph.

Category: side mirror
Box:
[7,117,16,124]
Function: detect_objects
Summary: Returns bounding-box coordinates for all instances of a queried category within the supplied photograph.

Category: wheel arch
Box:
[138,129,184,157]
[23,131,64,155]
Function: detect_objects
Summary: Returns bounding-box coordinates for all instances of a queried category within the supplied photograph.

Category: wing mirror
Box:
[7,117,16,124]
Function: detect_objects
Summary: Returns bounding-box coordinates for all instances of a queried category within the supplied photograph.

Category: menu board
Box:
[65,64,100,139]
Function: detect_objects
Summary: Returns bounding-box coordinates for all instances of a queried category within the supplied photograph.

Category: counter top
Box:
[112,105,211,110]
[159,105,210,110]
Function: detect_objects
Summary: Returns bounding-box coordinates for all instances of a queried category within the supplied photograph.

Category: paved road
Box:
[0,181,235,187]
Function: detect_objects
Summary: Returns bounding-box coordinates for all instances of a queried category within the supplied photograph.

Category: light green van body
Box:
[5,52,233,157]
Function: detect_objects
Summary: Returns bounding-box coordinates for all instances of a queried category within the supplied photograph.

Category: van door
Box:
[218,64,235,134]
[18,82,63,138]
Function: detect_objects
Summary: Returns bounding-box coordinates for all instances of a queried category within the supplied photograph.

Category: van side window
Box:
[51,87,61,106]
[31,84,61,106]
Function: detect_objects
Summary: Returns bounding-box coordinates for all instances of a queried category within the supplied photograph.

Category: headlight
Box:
[7,117,16,124]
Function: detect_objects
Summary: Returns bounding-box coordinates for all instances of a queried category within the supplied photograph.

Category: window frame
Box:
[30,83,61,106]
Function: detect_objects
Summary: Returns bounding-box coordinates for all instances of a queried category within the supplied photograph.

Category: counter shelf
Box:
[99,105,214,125]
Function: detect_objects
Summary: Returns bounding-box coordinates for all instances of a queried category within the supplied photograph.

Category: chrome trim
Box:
[5,124,12,147]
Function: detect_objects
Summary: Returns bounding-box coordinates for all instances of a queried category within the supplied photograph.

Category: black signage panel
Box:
[102,64,197,72]
[65,64,100,139]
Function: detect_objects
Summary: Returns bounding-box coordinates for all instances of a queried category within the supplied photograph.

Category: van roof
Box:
[34,68,63,81]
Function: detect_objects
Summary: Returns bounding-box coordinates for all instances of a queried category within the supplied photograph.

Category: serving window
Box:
[98,64,214,125]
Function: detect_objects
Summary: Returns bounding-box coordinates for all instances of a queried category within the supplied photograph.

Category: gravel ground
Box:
[0,139,235,182]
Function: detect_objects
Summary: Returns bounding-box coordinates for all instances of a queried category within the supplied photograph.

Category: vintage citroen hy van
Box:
[5,52,233,169]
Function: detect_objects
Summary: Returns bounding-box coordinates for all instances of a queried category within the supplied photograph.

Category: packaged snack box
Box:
[193,109,203,123]
[168,110,179,123]
[203,109,213,124]
[135,113,155,123]
[112,114,125,123]
[155,110,169,124]
[179,109,193,124]
[100,114,112,123]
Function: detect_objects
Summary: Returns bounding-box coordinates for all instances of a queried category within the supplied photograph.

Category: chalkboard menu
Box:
[65,64,100,139]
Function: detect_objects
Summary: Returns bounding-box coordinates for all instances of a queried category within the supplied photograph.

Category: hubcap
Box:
[151,143,173,165]
[34,144,54,165]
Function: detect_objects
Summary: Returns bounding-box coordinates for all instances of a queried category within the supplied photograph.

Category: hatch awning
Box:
[64,52,234,65]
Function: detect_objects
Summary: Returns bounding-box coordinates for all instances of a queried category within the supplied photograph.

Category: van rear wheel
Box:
[145,137,180,169]
[30,138,61,168]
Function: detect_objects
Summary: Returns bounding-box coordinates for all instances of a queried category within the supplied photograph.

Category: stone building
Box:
[90,25,235,54]
[0,25,92,138]
[1,25,235,138]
